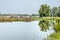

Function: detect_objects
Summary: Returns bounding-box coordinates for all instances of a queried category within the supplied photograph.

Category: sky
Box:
[0,0,60,14]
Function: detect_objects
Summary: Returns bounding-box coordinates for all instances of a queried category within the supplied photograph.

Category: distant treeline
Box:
[0,14,39,16]
[0,14,39,22]
[38,4,60,17]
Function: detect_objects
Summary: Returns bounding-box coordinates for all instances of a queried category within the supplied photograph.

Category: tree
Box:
[38,4,51,17]
[51,7,58,17]
[57,7,60,17]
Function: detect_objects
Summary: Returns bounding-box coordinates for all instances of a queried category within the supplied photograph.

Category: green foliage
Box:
[53,22,60,32]
[38,4,50,17]
[38,20,50,31]
[48,32,60,40]
[57,7,60,17]
[51,7,58,17]
[38,4,60,17]
[38,19,60,40]
[47,20,60,40]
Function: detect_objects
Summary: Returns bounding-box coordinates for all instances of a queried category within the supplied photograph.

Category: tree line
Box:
[38,4,60,17]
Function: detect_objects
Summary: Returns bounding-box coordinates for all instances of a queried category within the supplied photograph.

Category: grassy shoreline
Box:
[0,17,60,22]
[0,17,38,22]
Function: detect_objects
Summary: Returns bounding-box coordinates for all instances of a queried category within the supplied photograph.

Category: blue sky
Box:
[0,0,60,14]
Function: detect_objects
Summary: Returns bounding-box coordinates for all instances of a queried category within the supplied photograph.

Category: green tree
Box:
[57,7,60,17]
[51,7,58,17]
[38,4,51,17]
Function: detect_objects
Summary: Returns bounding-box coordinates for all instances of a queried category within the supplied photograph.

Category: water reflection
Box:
[38,19,60,40]
[38,20,50,31]
[0,21,54,40]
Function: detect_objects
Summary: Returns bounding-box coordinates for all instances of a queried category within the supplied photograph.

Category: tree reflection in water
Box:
[38,20,50,31]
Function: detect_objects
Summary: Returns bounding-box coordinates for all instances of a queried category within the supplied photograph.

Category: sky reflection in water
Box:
[0,21,54,40]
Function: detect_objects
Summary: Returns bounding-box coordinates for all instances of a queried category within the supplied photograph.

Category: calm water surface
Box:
[0,21,54,40]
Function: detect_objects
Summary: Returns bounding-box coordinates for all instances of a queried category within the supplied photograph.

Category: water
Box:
[0,21,54,40]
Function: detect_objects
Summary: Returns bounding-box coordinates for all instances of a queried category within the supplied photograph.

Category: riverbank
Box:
[0,16,39,22]
[0,17,60,22]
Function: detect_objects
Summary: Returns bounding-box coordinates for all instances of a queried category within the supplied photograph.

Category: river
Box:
[0,21,54,40]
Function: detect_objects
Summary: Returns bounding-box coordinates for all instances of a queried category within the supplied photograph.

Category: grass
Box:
[0,16,60,22]
[48,32,60,40]
[0,16,39,22]
[39,17,60,20]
